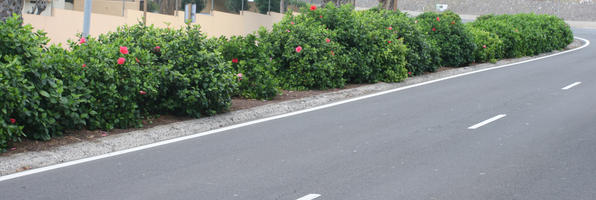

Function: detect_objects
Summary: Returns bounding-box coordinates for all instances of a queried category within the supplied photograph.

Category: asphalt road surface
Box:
[1,29,595,200]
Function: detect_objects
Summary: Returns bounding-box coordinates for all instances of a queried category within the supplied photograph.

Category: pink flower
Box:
[286,29,291,33]
[237,73,243,80]
[432,27,436,32]
[436,17,440,21]
[232,58,239,63]
[483,45,487,49]
[79,37,86,44]
[10,147,16,151]
[82,64,86,68]
[388,26,393,30]
[325,38,330,43]
[117,57,126,65]
[310,5,317,11]
[120,46,129,54]
[291,21,295,25]
[408,71,412,75]
[139,90,146,95]
[295,46,302,53]
[9,118,16,124]
[388,40,392,44]
[154,46,161,52]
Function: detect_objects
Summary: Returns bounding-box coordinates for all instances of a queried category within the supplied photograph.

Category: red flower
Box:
[139,90,147,95]
[325,38,330,43]
[310,5,317,11]
[117,57,126,65]
[154,46,161,52]
[408,71,412,75]
[79,37,86,44]
[232,58,239,63]
[291,21,295,25]
[120,46,129,54]
[388,26,393,30]
[295,46,302,53]
[286,29,291,33]
[436,17,440,21]
[451,21,455,24]
[82,64,86,68]
[319,15,323,19]
[9,118,16,124]
[135,57,140,63]
[330,50,335,56]
[432,27,436,32]
[388,40,392,44]
[483,45,487,49]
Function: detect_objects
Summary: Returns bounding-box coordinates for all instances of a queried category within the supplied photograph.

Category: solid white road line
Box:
[562,82,582,90]
[297,194,321,200]
[0,37,590,182]
[468,114,507,130]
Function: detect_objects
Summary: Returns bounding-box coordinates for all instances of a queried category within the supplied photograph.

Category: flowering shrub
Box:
[466,25,505,63]
[218,34,279,100]
[259,11,346,90]
[416,11,476,67]
[469,13,573,58]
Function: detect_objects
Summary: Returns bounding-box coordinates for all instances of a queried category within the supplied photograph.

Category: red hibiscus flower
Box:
[232,58,239,63]
[408,71,412,75]
[310,5,317,11]
[9,118,16,124]
[120,46,129,54]
[296,46,302,53]
[154,46,161,52]
[388,40,392,44]
[436,17,440,21]
[139,90,147,95]
[117,57,126,65]
[82,64,86,68]
[79,37,86,44]
[432,27,436,32]
[325,38,330,43]
[291,21,295,25]
[483,45,487,49]
[319,15,323,19]
[388,26,393,30]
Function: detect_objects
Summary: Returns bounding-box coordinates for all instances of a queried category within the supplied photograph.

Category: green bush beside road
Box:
[0,8,574,152]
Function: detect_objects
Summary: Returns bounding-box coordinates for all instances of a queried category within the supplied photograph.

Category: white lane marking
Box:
[562,82,582,90]
[297,194,321,200]
[0,37,590,182]
[468,114,507,130]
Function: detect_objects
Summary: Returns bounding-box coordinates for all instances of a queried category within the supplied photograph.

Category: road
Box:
[1,29,595,200]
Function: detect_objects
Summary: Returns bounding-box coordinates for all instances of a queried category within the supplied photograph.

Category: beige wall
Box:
[22,8,285,45]
[73,0,140,16]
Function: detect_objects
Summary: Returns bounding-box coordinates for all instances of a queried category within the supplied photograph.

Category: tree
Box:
[160,0,177,15]
[0,0,24,22]
[378,0,397,11]
[255,0,280,14]
[225,0,250,13]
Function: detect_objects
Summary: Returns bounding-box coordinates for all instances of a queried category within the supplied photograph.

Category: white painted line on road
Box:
[0,37,590,182]
[468,114,507,130]
[297,194,321,200]
[562,82,582,90]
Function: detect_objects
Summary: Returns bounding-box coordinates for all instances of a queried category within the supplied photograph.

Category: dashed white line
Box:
[562,82,582,90]
[468,114,507,130]
[297,194,321,200]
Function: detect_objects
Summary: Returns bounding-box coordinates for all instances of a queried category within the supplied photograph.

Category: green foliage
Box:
[260,11,346,90]
[255,0,280,14]
[0,15,48,64]
[416,11,476,67]
[225,0,250,13]
[469,13,573,58]
[466,25,504,63]
[218,34,279,100]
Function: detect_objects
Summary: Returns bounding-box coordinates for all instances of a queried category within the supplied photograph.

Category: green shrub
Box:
[416,11,476,67]
[218,34,279,100]
[470,13,573,58]
[259,11,346,90]
[466,25,505,63]
[0,15,47,64]
[0,57,27,151]
[301,3,408,83]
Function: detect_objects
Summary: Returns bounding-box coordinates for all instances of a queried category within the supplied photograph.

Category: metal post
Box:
[82,0,92,37]
[280,0,284,14]
[268,0,270,14]
[175,0,179,16]
[241,0,244,14]
[122,0,125,16]
[143,0,148,24]
[211,0,214,15]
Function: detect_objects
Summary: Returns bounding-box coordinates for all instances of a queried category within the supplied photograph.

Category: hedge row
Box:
[0,7,573,151]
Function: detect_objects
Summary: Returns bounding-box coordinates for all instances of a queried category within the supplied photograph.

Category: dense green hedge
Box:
[0,8,574,151]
